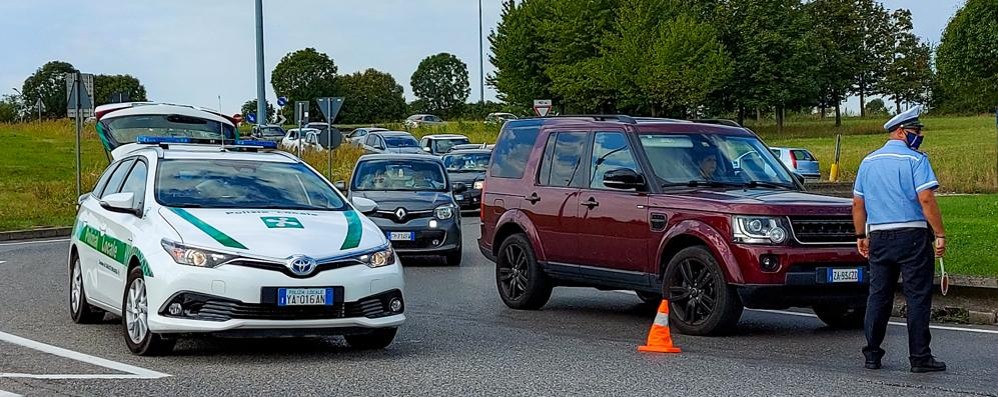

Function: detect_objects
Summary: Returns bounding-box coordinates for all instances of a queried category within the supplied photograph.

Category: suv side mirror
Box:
[602,168,645,190]
[452,182,468,193]
[100,192,141,216]
[351,197,378,214]
[334,181,347,191]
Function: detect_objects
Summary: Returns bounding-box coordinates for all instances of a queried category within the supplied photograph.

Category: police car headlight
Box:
[358,246,395,268]
[732,216,788,244]
[161,239,236,268]
[473,181,484,190]
[434,205,455,220]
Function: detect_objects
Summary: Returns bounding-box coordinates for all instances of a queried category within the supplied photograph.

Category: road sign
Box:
[295,101,309,125]
[109,92,130,104]
[277,96,288,107]
[65,73,94,119]
[316,97,344,124]
[246,113,257,124]
[533,99,552,117]
[272,113,286,125]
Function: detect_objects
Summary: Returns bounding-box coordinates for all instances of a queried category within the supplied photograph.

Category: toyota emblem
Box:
[394,207,407,220]
[286,255,317,276]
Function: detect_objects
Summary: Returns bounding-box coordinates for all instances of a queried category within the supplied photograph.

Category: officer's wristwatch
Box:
[855,233,866,239]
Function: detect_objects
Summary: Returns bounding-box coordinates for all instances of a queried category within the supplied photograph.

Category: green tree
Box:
[805,0,864,126]
[21,61,78,119]
[94,74,147,106]
[935,0,998,113]
[883,10,934,113]
[488,0,554,109]
[240,99,276,122]
[540,0,619,113]
[271,48,339,121]
[863,98,889,116]
[0,95,19,123]
[850,0,893,117]
[338,68,407,124]
[410,53,471,118]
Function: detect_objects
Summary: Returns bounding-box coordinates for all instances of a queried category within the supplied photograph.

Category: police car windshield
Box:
[103,115,236,147]
[638,133,796,189]
[156,160,347,210]
[352,160,448,191]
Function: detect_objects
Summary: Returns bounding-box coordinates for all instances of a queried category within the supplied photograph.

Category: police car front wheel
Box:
[122,266,176,356]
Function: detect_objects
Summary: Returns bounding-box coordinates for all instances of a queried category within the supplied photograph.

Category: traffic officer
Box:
[852,105,947,373]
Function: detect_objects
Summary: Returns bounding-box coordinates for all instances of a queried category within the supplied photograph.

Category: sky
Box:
[0,0,966,116]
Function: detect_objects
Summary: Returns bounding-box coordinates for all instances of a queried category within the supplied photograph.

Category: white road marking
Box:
[0,238,70,247]
[612,290,998,335]
[0,390,23,397]
[0,331,170,379]
[0,261,5,265]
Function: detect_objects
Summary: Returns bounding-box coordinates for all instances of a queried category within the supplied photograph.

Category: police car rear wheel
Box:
[345,327,397,350]
[122,266,175,356]
[813,305,865,329]
[70,255,105,324]
[663,246,743,336]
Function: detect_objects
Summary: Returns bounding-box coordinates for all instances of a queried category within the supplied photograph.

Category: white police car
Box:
[69,136,404,355]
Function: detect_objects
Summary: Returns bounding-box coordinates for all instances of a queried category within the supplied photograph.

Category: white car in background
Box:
[282,128,326,152]
[69,137,404,355]
[403,114,445,129]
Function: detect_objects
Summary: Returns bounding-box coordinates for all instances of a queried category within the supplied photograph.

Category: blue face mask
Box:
[904,130,923,150]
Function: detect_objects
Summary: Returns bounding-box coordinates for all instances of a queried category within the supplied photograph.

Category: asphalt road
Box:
[1,216,996,396]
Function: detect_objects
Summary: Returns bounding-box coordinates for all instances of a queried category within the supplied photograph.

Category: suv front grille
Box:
[788,216,856,244]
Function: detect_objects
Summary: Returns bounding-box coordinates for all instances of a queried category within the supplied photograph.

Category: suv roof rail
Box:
[691,119,743,127]
[552,114,637,124]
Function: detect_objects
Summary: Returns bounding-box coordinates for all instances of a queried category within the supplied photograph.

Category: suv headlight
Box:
[473,181,484,190]
[732,216,788,244]
[434,204,455,220]
[358,246,396,268]
[161,239,238,268]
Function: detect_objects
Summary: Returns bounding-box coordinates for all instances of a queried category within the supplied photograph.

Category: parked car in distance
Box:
[442,149,491,210]
[348,127,389,145]
[485,112,518,125]
[770,147,820,180]
[339,154,464,266]
[361,131,424,155]
[451,143,493,151]
[419,134,471,156]
[282,128,325,152]
[306,122,330,131]
[250,124,287,143]
[479,116,866,336]
[404,114,445,129]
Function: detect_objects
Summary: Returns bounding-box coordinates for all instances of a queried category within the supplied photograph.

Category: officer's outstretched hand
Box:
[857,238,869,258]
[935,237,946,257]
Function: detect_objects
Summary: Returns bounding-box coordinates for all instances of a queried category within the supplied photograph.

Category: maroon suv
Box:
[478,116,867,335]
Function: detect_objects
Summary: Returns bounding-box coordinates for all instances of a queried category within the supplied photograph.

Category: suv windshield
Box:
[385,136,418,148]
[352,160,447,191]
[638,133,795,188]
[443,152,491,172]
[156,160,347,210]
[433,138,470,153]
[103,115,236,147]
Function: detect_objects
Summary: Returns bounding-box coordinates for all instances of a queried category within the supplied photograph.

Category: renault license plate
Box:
[827,268,862,283]
[388,231,415,241]
[278,288,333,306]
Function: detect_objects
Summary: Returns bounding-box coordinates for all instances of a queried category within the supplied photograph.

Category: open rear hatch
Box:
[95,103,238,160]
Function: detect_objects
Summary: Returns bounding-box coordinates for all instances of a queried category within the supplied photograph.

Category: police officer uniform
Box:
[853,106,946,372]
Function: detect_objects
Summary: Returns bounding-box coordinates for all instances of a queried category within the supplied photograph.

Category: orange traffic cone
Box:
[637,300,681,353]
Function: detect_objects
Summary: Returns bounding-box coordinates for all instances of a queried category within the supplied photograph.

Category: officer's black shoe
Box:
[910,357,947,373]
[864,360,882,370]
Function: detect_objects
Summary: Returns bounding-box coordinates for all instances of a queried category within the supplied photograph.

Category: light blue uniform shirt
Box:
[853,140,938,226]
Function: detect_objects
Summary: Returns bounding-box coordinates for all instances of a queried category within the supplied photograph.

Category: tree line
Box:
[0,61,147,123]
[489,0,997,128]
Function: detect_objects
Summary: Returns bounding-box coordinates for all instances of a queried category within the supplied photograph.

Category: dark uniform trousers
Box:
[863,227,934,363]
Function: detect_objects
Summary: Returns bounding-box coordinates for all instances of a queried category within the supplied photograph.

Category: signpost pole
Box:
[254,0,267,128]
[830,134,842,182]
[326,100,333,179]
[74,72,82,198]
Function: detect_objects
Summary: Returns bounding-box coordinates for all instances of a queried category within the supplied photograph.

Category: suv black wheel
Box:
[813,305,865,329]
[70,254,105,324]
[663,246,743,336]
[345,327,398,349]
[496,233,552,310]
[444,250,462,266]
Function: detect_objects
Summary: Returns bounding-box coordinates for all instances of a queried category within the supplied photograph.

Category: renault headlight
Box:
[434,204,455,220]
[473,181,484,190]
[161,239,238,268]
[358,246,396,268]
[732,216,788,244]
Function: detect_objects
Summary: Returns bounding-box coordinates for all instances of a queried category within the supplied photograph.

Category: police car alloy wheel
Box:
[69,136,405,355]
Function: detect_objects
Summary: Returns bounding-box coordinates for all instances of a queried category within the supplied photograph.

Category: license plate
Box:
[455,194,464,201]
[827,268,862,283]
[388,231,415,241]
[277,288,333,306]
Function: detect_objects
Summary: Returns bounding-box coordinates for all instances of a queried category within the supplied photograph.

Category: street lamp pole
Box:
[255,0,267,128]
[478,0,484,106]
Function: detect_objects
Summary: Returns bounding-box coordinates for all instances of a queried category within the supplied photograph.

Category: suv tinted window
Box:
[490,126,540,179]
[119,161,148,207]
[101,159,135,198]
[590,132,640,189]
[538,132,585,187]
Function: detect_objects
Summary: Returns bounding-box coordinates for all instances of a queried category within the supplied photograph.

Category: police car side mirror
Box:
[100,192,141,217]
[351,197,378,214]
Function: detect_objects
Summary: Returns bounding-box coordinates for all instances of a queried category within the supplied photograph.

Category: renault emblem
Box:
[394,207,407,220]
[287,255,317,276]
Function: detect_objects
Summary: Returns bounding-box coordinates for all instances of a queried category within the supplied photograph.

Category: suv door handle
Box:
[581,197,599,209]
[525,192,541,204]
